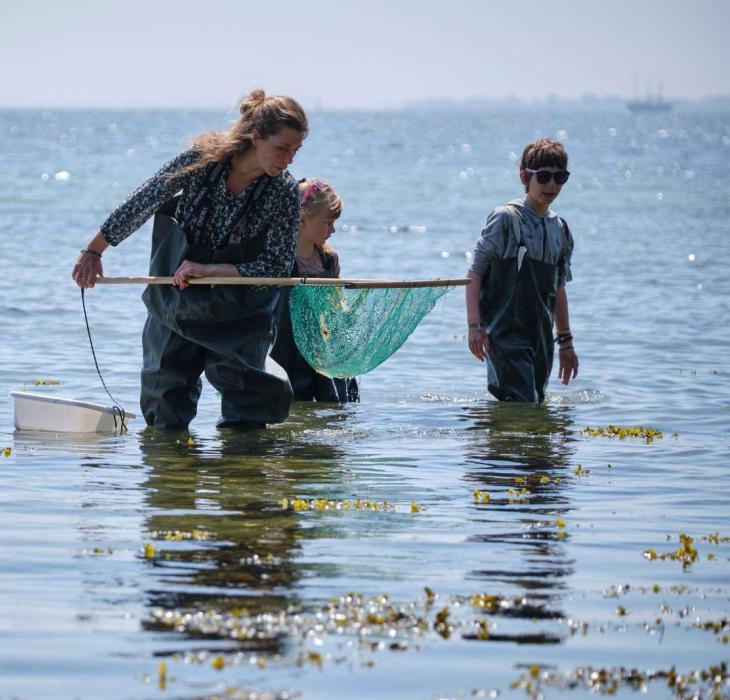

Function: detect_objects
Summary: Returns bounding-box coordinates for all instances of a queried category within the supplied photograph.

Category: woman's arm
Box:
[554,285,579,384]
[72,231,110,289]
[99,149,200,246]
[72,150,200,289]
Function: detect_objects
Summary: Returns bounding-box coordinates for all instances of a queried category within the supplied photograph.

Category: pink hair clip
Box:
[300,179,325,205]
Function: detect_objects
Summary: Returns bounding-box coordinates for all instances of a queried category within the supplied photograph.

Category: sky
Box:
[2,0,728,109]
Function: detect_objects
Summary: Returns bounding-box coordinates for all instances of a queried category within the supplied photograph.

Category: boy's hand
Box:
[558,347,579,384]
[468,328,490,362]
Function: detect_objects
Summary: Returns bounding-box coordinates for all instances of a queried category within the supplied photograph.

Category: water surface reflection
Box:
[459,402,578,644]
[138,416,350,647]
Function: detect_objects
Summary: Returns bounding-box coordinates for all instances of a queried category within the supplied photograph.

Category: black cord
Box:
[81,288,128,433]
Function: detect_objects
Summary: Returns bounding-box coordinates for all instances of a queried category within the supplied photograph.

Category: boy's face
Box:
[520,166,567,212]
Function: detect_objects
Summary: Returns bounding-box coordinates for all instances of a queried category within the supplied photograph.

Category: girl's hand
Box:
[173,260,206,289]
[558,347,579,384]
[468,327,490,362]
[72,251,104,288]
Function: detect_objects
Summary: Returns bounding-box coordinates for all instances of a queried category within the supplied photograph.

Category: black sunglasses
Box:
[525,168,570,185]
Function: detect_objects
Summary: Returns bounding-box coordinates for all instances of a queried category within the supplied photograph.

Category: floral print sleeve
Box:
[235,176,300,278]
[100,149,201,245]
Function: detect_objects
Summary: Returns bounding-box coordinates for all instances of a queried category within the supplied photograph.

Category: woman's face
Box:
[252,127,305,176]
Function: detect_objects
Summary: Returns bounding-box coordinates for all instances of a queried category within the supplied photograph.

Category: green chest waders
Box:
[140,198,292,429]
[479,206,559,403]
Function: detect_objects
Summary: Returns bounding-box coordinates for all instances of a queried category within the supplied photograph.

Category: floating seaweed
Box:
[278,497,421,513]
[582,425,664,443]
[703,532,730,544]
[507,487,530,504]
[149,529,211,541]
[507,661,729,698]
[145,586,564,666]
[79,546,113,557]
[643,533,699,569]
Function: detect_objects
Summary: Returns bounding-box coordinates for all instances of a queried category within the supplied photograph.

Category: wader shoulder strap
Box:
[229,176,271,245]
[504,205,522,247]
[558,216,571,245]
[157,194,182,219]
[318,247,337,278]
[175,163,270,246]
[505,205,526,271]
[177,161,228,241]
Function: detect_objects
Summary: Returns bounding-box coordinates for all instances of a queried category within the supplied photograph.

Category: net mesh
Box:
[289,285,452,378]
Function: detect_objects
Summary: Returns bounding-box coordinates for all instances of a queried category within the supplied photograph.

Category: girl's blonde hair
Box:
[175,89,308,176]
[298,178,343,219]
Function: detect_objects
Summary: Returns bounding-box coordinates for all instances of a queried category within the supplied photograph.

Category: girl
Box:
[72,89,308,429]
[271,178,359,402]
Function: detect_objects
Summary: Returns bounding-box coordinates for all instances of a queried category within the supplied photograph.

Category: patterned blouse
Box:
[99,149,300,278]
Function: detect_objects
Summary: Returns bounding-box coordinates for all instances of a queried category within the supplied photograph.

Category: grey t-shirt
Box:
[469,197,573,288]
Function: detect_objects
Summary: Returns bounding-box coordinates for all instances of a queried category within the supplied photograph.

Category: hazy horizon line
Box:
[2,93,730,113]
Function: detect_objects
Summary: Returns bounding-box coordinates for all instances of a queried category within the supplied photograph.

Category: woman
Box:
[72,89,308,429]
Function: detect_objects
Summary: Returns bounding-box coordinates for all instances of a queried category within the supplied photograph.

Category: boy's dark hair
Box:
[520,138,568,173]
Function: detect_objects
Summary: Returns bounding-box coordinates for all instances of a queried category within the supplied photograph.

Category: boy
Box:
[465,138,579,403]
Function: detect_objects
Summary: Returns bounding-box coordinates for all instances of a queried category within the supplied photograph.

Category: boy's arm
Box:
[554,286,579,384]
[466,206,509,362]
[466,270,490,361]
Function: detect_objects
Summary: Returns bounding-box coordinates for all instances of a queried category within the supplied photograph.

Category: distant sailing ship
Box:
[626,74,672,113]
[627,97,672,114]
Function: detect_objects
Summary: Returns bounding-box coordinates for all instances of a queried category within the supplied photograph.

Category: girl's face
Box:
[300,206,336,247]
[252,127,305,176]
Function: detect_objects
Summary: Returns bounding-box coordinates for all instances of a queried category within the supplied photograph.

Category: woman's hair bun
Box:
[240,89,267,116]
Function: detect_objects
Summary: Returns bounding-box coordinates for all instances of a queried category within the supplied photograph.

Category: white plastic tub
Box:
[9,391,135,433]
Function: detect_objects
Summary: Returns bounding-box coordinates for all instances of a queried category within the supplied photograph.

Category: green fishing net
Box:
[289,285,452,378]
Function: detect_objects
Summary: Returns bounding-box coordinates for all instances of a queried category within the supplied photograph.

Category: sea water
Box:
[0,107,728,699]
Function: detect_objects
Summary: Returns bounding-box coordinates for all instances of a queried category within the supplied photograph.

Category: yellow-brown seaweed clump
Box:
[508,661,729,698]
[643,533,699,569]
[278,498,422,513]
[583,425,664,443]
[149,529,211,541]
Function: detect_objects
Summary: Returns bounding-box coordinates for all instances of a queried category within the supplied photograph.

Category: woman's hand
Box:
[468,327,490,362]
[72,250,104,288]
[558,347,579,385]
[173,260,208,289]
